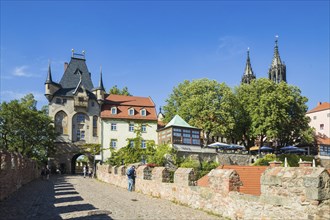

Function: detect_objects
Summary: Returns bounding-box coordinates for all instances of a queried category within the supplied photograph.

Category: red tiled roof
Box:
[307,102,330,114]
[317,137,330,145]
[101,94,157,121]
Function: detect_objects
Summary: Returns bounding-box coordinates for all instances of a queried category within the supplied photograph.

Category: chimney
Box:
[318,102,322,106]
[64,62,68,71]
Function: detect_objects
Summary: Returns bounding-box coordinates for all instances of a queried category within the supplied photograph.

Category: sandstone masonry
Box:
[97,164,330,220]
[0,151,39,200]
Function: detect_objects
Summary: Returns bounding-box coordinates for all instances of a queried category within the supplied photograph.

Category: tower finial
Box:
[275,35,279,47]
[71,48,74,57]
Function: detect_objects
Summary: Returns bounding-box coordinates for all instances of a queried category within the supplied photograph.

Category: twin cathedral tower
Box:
[241,37,286,84]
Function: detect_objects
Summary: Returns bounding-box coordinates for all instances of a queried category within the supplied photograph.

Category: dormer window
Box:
[111,107,117,115]
[128,108,135,116]
[140,109,146,116]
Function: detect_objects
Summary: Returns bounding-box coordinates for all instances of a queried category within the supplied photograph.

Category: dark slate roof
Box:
[53,87,97,99]
[59,57,94,91]
[53,57,96,98]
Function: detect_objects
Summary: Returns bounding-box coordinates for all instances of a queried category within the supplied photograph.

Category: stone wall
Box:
[217,154,253,166]
[0,151,40,201]
[97,164,330,220]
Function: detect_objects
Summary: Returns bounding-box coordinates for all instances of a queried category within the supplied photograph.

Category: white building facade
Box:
[100,94,158,161]
[306,102,330,160]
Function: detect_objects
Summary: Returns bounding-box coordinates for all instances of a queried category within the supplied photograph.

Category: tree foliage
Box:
[0,94,57,164]
[236,78,312,148]
[109,85,132,96]
[163,79,236,145]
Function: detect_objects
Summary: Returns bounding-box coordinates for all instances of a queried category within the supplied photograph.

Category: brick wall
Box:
[97,164,330,220]
[0,151,40,201]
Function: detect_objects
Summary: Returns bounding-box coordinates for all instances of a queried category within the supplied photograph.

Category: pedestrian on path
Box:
[46,165,50,180]
[126,165,136,192]
[83,165,87,178]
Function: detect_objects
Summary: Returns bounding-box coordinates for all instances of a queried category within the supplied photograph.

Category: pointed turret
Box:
[241,48,256,84]
[45,62,61,101]
[98,67,105,91]
[45,62,53,83]
[268,36,286,83]
[92,66,106,104]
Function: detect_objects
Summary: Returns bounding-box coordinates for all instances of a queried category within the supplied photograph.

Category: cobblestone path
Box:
[0,175,225,220]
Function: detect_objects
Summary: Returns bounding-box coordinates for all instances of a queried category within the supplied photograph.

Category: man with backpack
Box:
[126,165,136,192]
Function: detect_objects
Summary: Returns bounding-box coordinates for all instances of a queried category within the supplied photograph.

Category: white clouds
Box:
[12,65,33,77]
[0,90,47,109]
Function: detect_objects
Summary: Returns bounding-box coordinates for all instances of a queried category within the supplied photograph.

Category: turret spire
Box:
[45,61,53,83]
[99,66,105,91]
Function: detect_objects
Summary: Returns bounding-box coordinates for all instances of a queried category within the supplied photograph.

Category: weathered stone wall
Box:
[217,154,253,166]
[0,151,40,201]
[97,164,330,220]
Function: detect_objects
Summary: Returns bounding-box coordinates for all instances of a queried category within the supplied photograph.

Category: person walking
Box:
[126,165,136,192]
[83,165,87,178]
[45,165,50,180]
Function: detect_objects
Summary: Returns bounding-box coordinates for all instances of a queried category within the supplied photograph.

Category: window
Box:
[78,97,84,102]
[129,123,134,132]
[91,101,95,107]
[62,99,67,104]
[320,145,330,156]
[130,140,134,147]
[111,123,117,131]
[56,98,61,104]
[141,140,146,148]
[183,138,191,144]
[141,124,147,132]
[111,107,117,115]
[140,109,146,116]
[55,111,68,135]
[110,139,117,148]
[320,124,324,130]
[192,134,199,139]
[93,116,98,137]
[313,116,317,120]
[173,128,182,132]
[77,130,85,140]
[192,139,200,145]
[173,132,181,137]
[77,114,85,124]
[129,108,135,116]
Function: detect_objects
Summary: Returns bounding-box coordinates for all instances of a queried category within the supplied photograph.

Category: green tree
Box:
[109,85,132,96]
[146,144,177,166]
[163,79,234,145]
[236,78,312,149]
[0,94,57,164]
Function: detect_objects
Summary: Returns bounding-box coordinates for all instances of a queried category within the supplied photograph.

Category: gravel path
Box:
[0,175,226,220]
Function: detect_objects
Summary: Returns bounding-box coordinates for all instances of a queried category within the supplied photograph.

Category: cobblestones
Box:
[0,175,225,220]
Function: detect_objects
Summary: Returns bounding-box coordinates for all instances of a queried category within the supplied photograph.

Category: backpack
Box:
[126,168,134,177]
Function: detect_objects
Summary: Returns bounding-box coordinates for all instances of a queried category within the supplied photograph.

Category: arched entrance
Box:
[71,153,92,174]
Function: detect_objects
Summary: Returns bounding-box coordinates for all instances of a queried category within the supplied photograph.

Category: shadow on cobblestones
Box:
[0,175,113,220]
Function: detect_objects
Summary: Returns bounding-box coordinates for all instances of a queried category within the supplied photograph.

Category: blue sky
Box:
[1,1,329,111]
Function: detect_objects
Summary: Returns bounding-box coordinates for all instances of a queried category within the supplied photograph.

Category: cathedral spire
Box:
[271,35,282,67]
[268,35,287,83]
[241,47,256,84]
